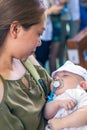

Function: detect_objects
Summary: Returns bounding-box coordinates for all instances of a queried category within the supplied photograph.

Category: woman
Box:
[0,0,52,130]
[0,0,87,130]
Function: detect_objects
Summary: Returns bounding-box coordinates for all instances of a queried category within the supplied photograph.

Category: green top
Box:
[0,60,52,130]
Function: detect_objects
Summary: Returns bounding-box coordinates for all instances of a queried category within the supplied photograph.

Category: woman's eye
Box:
[39,33,42,36]
[38,33,41,36]
[39,32,43,36]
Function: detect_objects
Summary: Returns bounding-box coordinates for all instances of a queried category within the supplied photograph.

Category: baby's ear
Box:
[80,81,87,90]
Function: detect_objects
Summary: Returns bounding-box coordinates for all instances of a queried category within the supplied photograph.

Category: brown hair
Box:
[0,0,46,45]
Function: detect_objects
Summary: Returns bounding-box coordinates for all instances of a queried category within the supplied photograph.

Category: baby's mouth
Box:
[52,78,64,90]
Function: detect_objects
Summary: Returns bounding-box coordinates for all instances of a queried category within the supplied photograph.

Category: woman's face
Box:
[11,14,45,60]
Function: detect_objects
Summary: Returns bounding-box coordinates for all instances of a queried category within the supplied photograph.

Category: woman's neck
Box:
[0,55,13,71]
[0,57,26,80]
[0,40,13,70]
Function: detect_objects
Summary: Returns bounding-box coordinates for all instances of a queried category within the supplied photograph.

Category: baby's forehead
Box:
[55,71,70,75]
[54,71,84,80]
[54,71,77,77]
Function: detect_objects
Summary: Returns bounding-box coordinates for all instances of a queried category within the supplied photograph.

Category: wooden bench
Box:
[67,27,87,69]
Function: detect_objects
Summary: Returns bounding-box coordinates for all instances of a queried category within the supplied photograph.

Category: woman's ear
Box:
[80,81,87,90]
[9,21,21,39]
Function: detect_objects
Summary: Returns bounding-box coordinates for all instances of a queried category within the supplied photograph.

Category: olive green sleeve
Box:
[0,105,25,130]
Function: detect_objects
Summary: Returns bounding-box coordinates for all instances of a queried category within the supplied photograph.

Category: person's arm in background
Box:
[45,4,63,16]
[59,0,69,4]
[47,0,69,16]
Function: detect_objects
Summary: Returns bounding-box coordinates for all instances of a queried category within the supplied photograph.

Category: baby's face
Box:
[52,71,83,95]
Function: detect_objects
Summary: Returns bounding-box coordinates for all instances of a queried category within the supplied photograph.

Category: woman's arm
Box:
[0,80,25,130]
[48,107,87,130]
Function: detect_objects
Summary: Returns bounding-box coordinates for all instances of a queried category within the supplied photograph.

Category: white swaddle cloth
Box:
[45,85,87,130]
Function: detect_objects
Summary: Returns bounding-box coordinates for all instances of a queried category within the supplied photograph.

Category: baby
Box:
[45,61,87,130]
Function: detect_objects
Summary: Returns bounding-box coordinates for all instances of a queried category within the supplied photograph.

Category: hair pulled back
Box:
[0,0,46,45]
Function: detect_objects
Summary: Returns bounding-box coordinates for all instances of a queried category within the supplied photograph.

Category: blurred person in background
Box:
[59,0,80,66]
[79,0,87,30]
[49,0,68,74]
[35,0,63,68]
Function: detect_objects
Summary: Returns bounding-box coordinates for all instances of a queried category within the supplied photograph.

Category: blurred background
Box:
[35,0,87,75]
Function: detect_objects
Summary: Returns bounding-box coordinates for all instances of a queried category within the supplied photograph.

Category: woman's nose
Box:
[38,39,42,47]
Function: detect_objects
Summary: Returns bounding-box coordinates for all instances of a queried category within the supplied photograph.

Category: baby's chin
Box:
[55,90,64,96]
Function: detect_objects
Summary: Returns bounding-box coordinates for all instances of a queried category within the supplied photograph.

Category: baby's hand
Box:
[58,98,76,110]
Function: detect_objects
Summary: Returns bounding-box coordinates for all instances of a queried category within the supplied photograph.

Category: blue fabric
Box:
[80,6,87,30]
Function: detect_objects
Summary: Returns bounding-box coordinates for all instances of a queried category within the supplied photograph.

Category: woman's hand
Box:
[48,118,64,130]
[48,107,87,130]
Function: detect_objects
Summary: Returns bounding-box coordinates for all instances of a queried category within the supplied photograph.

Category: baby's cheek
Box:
[53,73,59,79]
